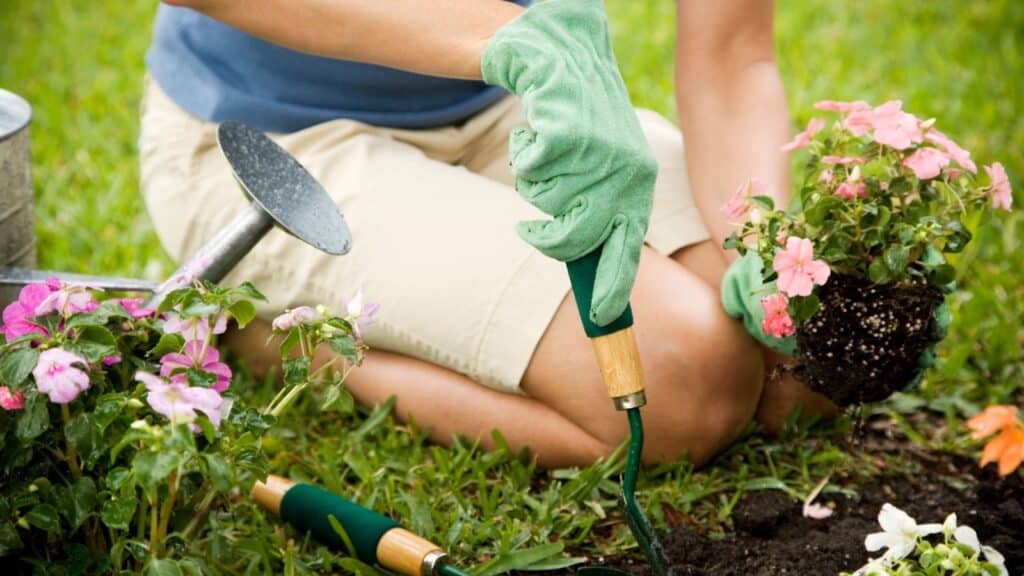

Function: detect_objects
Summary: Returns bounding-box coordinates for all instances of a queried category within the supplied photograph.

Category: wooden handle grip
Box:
[251,475,297,516]
[377,527,443,576]
[591,326,645,399]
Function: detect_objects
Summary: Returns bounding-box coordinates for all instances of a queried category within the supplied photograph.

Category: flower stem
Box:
[181,487,217,539]
[148,495,160,556]
[60,404,81,477]
[157,470,179,545]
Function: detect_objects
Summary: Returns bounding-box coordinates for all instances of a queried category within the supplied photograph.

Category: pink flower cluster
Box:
[147,305,234,427]
[773,99,1013,211]
[0,279,161,410]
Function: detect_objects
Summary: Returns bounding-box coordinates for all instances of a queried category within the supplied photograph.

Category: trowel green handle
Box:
[252,476,458,576]
[566,248,646,410]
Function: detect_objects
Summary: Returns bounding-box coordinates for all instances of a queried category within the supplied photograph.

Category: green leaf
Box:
[204,454,233,492]
[868,258,892,284]
[25,503,62,532]
[70,325,118,363]
[100,496,136,530]
[327,335,360,364]
[883,245,910,275]
[278,327,301,357]
[321,384,355,414]
[1,347,39,388]
[186,368,217,389]
[788,294,821,324]
[751,195,775,210]
[741,477,791,492]
[178,293,219,318]
[944,219,972,253]
[59,477,97,530]
[133,451,182,496]
[105,467,134,493]
[145,558,184,576]
[0,521,23,555]
[16,393,49,441]
[722,233,743,251]
[148,333,185,359]
[472,543,567,576]
[65,413,102,465]
[231,282,267,301]
[228,300,256,329]
[283,357,310,386]
[93,395,125,431]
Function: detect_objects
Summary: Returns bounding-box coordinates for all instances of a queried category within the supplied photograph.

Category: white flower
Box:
[864,503,942,562]
[949,520,1008,576]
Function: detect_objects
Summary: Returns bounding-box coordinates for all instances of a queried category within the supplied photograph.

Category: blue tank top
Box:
[146,3,529,133]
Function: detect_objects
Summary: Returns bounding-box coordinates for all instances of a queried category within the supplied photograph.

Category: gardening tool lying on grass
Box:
[252,475,473,576]
[0,121,350,302]
[567,248,675,576]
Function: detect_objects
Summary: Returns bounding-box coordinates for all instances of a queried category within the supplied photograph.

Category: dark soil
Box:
[795,274,945,407]
[563,443,1024,576]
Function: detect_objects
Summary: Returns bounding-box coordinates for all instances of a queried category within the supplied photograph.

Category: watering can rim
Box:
[0,88,32,143]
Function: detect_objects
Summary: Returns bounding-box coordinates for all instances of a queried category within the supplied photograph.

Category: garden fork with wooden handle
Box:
[567,247,675,576]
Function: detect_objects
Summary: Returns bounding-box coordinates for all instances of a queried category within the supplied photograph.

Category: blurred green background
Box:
[1,0,1021,571]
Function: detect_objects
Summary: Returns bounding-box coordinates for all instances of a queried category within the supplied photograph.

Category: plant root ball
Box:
[795,274,944,407]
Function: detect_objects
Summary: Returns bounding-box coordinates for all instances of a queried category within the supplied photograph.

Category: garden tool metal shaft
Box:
[566,248,675,576]
[252,475,471,576]
[146,121,352,307]
[0,266,160,292]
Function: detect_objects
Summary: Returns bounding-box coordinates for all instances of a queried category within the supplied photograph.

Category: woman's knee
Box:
[637,285,765,465]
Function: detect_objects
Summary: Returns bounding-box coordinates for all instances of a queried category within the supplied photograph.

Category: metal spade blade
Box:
[218,121,351,256]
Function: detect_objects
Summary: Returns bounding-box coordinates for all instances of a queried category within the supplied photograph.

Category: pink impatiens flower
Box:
[118,298,156,320]
[136,371,223,428]
[924,129,976,174]
[722,177,767,222]
[271,306,317,331]
[902,147,950,180]
[0,386,25,411]
[163,311,228,343]
[343,288,380,340]
[760,293,796,338]
[835,182,868,200]
[865,100,924,150]
[814,100,870,113]
[818,168,834,184]
[159,341,232,392]
[985,162,1013,211]
[772,237,831,297]
[33,348,90,404]
[35,283,99,318]
[1,278,60,341]
[780,117,825,153]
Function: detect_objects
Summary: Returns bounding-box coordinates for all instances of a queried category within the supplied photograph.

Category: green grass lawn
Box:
[2,1,1022,573]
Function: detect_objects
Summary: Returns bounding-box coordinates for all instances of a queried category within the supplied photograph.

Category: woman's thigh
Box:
[140,80,573,394]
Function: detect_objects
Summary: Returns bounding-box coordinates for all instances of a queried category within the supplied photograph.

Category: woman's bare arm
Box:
[161,0,525,79]
[675,0,791,260]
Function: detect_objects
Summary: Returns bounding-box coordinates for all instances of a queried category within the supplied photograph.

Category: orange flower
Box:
[967,405,1024,476]
[979,426,1024,477]
[965,405,1018,440]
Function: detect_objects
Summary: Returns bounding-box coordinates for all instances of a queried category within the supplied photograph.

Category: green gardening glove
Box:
[482,0,657,327]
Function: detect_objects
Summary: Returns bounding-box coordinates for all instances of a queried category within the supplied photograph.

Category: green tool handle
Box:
[252,476,457,576]
[566,248,646,409]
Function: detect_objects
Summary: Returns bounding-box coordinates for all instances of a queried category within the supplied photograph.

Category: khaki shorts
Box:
[138,77,709,394]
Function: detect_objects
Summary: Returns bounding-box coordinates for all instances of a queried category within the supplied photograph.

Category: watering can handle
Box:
[566,248,647,410]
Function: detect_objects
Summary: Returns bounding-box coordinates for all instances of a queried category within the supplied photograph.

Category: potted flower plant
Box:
[722,99,1013,406]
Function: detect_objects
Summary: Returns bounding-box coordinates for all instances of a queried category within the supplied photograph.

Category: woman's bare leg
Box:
[225,245,765,468]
